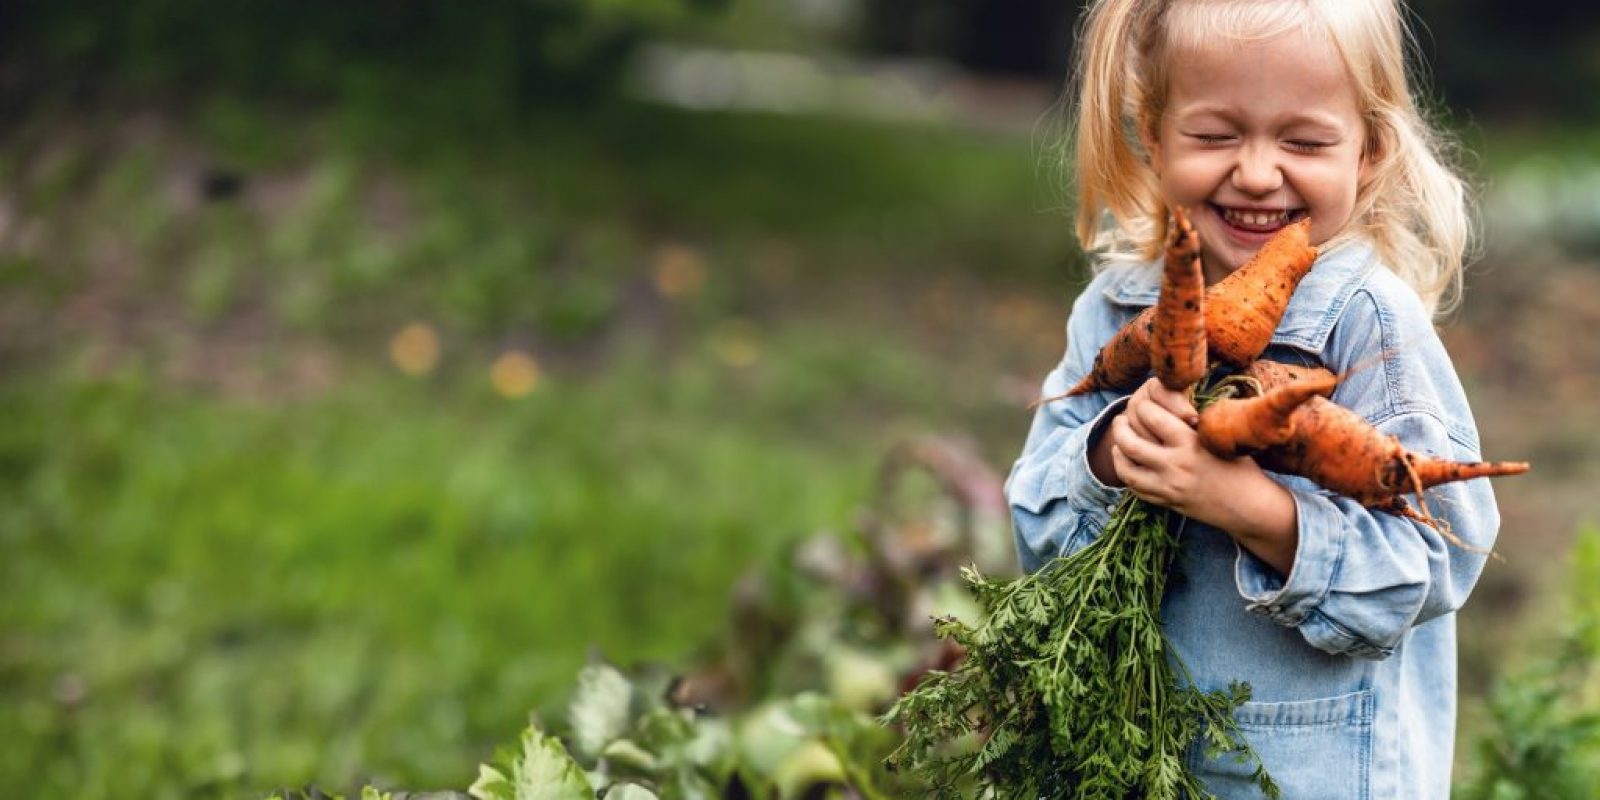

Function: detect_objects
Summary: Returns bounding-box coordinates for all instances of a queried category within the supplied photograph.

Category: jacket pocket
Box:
[1189,689,1373,800]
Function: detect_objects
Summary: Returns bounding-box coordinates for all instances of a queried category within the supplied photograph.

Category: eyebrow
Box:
[1175,104,1350,133]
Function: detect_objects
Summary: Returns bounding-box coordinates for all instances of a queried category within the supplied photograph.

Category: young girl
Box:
[1007,1,1497,797]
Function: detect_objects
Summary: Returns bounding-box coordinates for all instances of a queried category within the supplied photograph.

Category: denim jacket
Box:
[1006,239,1500,799]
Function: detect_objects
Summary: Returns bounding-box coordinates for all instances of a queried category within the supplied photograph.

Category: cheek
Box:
[1298,165,1362,233]
[1161,157,1225,204]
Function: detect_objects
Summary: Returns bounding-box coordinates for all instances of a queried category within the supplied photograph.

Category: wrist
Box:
[1086,402,1127,488]
[1199,463,1299,575]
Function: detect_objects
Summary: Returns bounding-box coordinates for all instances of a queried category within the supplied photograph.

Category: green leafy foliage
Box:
[884,494,1278,799]
[603,785,661,800]
[1458,525,1600,799]
[264,789,402,800]
[470,726,594,800]
[456,663,907,798]
[570,663,637,761]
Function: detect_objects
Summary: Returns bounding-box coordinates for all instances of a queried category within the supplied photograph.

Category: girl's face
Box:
[1148,26,1370,283]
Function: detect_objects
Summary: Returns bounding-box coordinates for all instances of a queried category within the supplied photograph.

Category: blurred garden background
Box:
[2,1,1600,797]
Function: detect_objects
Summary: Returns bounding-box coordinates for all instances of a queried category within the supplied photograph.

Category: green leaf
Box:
[679,715,734,772]
[472,726,595,800]
[512,727,595,800]
[773,740,846,798]
[570,662,636,760]
[604,784,660,800]
[602,738,660,772]
[469,764,516,800]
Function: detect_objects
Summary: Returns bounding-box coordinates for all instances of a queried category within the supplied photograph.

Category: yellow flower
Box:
[491,351,540,398]
[653,243,707,300]
[389,322,440,376]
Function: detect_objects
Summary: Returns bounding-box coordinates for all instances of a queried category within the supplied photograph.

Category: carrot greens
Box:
[883,382,1279,800]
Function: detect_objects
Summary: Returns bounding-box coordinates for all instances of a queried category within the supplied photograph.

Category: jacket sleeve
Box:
[1233,286,1502,660]
[1005,276,1132,574]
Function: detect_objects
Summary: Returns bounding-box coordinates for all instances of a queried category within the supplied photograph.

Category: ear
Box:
[1358,121,1381,187]
[1139,115,1164,175]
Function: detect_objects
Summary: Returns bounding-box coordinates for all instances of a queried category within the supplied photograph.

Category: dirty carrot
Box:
[1250,396,1529,509]
[1150,207,1207,390]
[1241,359,1334,393]
[1058,310,1155,401]
[1196,360,1529,546]
[1064,217,1317,397]
[1196,370,1337,458]
[1202,217,1317,368]
[1062,310,1155,398]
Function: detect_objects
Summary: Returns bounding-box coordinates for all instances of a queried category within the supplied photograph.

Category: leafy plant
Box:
[1458,525,1600,800]
[460,662,907,799]
[884,492,1276,799]
[470,726,597,800]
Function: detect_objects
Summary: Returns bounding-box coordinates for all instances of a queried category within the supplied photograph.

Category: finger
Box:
[1133,377,1161,406]
[1125,383,1165,433]
[1146,381,1199,425]
[1111,445,1159,498]
[1110,443,1140,484]
[1131,398,1196,447]
[1120,405,1155,442]
[1113,421,1168,469]
[1112,414,1158,462]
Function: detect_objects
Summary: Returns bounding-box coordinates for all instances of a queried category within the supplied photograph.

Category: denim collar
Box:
[1100,238,1379,355]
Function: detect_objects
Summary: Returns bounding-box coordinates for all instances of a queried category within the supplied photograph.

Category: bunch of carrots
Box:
[884,208,1529,798]
[1072,207,1528,536]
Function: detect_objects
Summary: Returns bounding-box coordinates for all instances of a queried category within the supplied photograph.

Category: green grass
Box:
[0,322,968,796]
[0,110,1063,799]
[0,89,1058,797]
[2,96,1074,351]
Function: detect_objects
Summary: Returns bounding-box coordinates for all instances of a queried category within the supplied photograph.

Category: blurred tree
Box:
[853,0,1600,123]
[4,0,1596,124]
[856,0,1074,78]
[0,0,728,117]
[1406,0,1600,122]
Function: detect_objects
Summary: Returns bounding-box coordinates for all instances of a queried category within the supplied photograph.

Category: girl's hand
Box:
[1107,377,1225,516]
[1108,377,1299,573]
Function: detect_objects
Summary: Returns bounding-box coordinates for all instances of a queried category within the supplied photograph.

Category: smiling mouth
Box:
[1211,203,1308,233]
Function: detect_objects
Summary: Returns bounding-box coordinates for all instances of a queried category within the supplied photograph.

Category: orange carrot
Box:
[1065,311,1155,398]
[1150,207,1207,390]
[1064,218,1317,397]
[1204,218,1317,368]
[1061,311,1155,400]
[1242,359,1334,393]
[1196,370,1337,458]
[1197,360,1529,545]
[1250,397,1529,509]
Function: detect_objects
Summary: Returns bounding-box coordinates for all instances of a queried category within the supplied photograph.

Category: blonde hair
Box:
[1068,0,1474,315]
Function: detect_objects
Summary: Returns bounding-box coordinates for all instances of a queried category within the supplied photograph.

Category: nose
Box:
[1231,142,1284,197]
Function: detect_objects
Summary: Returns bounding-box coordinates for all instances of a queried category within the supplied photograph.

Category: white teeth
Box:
[1222,208,1290,228]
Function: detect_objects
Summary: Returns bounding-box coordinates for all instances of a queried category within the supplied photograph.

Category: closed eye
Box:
[1188,133,1234,145]
[1286,140,1331,154]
